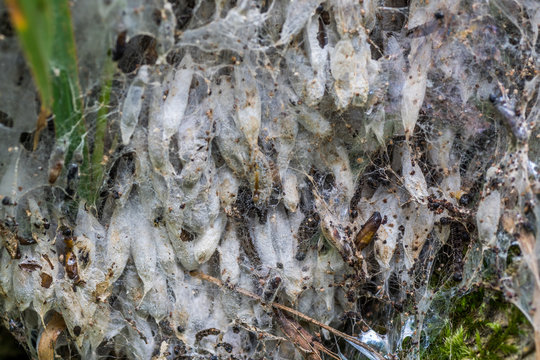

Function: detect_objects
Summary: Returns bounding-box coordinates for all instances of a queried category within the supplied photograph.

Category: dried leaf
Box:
[40,273,53,288]
[38,313,66,360]
[0,222,19,259]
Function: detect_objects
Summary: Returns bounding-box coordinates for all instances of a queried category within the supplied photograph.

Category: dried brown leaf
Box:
[38,312,66,360]
[40,273,53,288]
[0,222,19,259]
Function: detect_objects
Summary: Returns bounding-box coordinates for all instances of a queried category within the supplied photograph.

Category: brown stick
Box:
[274,308,324,360]
[190,271,386,360]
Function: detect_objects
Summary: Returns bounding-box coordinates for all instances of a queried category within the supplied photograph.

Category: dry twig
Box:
[190,270,386,360]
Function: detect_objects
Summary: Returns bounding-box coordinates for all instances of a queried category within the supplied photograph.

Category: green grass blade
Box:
[79,58,115,205]
[5,0,54,109]
[7,0,88,190]
[50,0,84,163]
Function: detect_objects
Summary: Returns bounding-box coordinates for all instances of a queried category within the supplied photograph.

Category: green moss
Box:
[421,288,533,360]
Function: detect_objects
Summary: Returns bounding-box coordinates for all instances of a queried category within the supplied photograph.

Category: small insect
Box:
[48,159,64,184]
[62,229,80,282]
[316,5,330,48]
[195,328,220,342]
[355,212,382,251]
[18,260,42,272]
[65,251,78,281]
[427,195,470,219]
[320,211,383,273]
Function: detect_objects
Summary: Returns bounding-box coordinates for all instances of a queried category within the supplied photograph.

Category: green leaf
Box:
[8,0,95,203]
[7,0,84,162]
[79,58,115,205]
